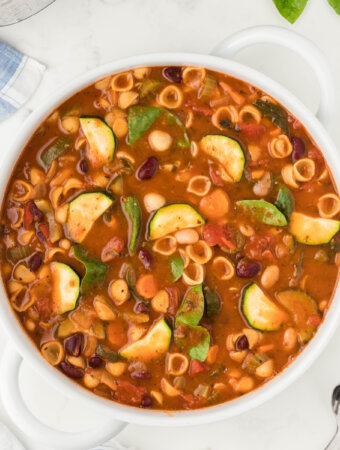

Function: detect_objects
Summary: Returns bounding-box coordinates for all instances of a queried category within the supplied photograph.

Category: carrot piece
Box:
[220,81,245,105]
[205,345,218,365]
[199,189,230,220]
[136,273,158,299]
[306,315,322,327]
[107,319,128,350]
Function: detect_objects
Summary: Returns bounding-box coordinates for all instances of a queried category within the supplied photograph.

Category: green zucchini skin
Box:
[289,212,340,245]
[51,261,80,314]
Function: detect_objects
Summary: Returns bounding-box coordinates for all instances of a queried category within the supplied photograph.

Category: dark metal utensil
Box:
[325,385,340,449]
[0,0,55,27]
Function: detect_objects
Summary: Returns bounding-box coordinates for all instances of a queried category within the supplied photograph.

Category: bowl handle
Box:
[0,344,126,450]
[211,25,336,127]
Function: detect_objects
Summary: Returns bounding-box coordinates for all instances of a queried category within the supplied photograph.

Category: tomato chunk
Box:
[115,380,146,405]
[238,122,266,141]
[202,223,236,250]
[189,359,207,376]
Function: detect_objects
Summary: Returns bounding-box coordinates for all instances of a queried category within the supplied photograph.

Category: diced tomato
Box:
[115,380,146,405]
[101,236,125,262]
[244,235,274,261]
[202,223,236,250]
[238,122,266,141]
[180,392,204,409]
[209,164,224,187]
[189,359,207,376]
[307,314,322,327]
[185,99,213,116]
[308,147,324,169]
[38,223,52,246]
[293,119,303,130]
[23,201,34,229]
[35,298,51,320]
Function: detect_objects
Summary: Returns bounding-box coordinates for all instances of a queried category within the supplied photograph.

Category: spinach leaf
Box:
[272,0,308,23]
[40,137,71,168]
[275,185,294,219]
[253,99,289,135]
[73,246,107,294]
[188,326,210,362]
[121,196,141,255]
[163,110,190,149]
[328,0,340,13]
[96,344,119,362]
[170,256,184,282]
[236,200,288,226]
[204,286,221,318]
[125,265,144,302]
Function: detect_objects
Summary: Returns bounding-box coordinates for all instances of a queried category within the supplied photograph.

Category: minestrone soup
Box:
[1,65,339,410]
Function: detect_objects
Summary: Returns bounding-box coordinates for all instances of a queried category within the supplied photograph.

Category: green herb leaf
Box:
[40,137,71,168]
[72,246,108,294]
[162,110,190,149]
[170,256,184,282]
[96,344,119,362]
[121,196,141,255]
[253,99,289,135]
[175,284,204,328]
[275,185,294,219]
[236,200,288,226]
[328,0,340,13]
[204,286,221,317]
[272,0,309,23]
[125,265,144,301]
[188,326,210,362]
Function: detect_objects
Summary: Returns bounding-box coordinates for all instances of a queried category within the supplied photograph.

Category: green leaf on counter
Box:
[328,0,340,14]
[272,0,309,24]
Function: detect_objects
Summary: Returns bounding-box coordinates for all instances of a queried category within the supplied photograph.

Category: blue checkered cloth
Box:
[0,42,45,121]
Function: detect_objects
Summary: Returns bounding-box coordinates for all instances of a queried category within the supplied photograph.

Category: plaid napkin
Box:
[0,42,45,121]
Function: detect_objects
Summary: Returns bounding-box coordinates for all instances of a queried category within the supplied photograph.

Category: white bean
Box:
[174,229,199,245]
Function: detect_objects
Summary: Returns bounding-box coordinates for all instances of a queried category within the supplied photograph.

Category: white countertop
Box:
[1,1,340,449]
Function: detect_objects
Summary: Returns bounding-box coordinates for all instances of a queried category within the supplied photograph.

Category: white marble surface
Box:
[1,1,340,449]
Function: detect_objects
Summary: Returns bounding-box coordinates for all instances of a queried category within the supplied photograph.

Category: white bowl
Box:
[0,26,338,450]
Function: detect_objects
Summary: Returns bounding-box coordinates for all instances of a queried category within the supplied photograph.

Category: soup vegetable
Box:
[1,66,339,410]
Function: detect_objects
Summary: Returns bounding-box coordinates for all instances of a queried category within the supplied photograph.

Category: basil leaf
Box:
[188,326,210,362]
[204,286,221,317]
[272,0,308,23]
[253,100,289,135]
[170,256,184,282]
[40,137,71,168]
[236,200,288,226]
[163,110,190,148]
[328,0,340,13]
[121,196,141,255]
[125,265,144,301]
[275,185,294,219]
[73,246,107,294]
[96,344,119,362]
[175,284,204,328]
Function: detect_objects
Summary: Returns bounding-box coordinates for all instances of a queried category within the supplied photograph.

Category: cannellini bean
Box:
[234,376,254,393]
[148,130,172,152]
[112,117,128,138]
[151,289,169,313]
[106,362,127,377]
[25,319,36,332]
[282,327,297,351]
[59,238,71,250]
[174,229,199,245]
[144,192,166,213]
[261,265,279,289]
[110,279,130,305]
[83,373,100,389]
[229,350,247,363]
[255,359,274,378]
[61,116,79,134]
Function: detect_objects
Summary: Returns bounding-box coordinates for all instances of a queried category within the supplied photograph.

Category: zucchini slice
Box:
[120,318,172,362]
[236,200,287,227]
[289,212,340,245]
[51,262,80,314]
[277,289,319,343]
[67,192,113,243]
[80,117,115,168]
[199,135,245,182]
[241,282,289,331]
[149,203,205,240]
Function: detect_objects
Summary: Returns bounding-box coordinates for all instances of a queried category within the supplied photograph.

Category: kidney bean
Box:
[60,361,84,379]
[291,136,305,162]
[134,302,149,314]
[236,258,261,278]
[141,395,153,408]
[89,356,103,368]
[235,335,249,351]
[131,370,152,380]
[29,252,42,271]
[79,159,89,173]
[136,156,158,180]
[138,248,153,270]
[64,333,83,356]
[163,66,183,84]
[30,202,44,222]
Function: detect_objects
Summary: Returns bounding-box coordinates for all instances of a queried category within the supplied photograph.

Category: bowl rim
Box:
[1,51,339,426]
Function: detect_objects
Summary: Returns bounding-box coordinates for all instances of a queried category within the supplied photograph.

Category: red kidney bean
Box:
[138,248,153,270]
[291,136,305,162]
[29,252,42,271]
[236,258,261,278]
[235,335,249,351]
[64,333,83,356]
[60,361,84,379]
[141,395,153,408]
[30,202,44,222]
[136,156,158,180]
[131,370,152,380]
[134,302,149,314]
[79,159,89,173]
[89,356,103,368]
[163,66,183,84]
